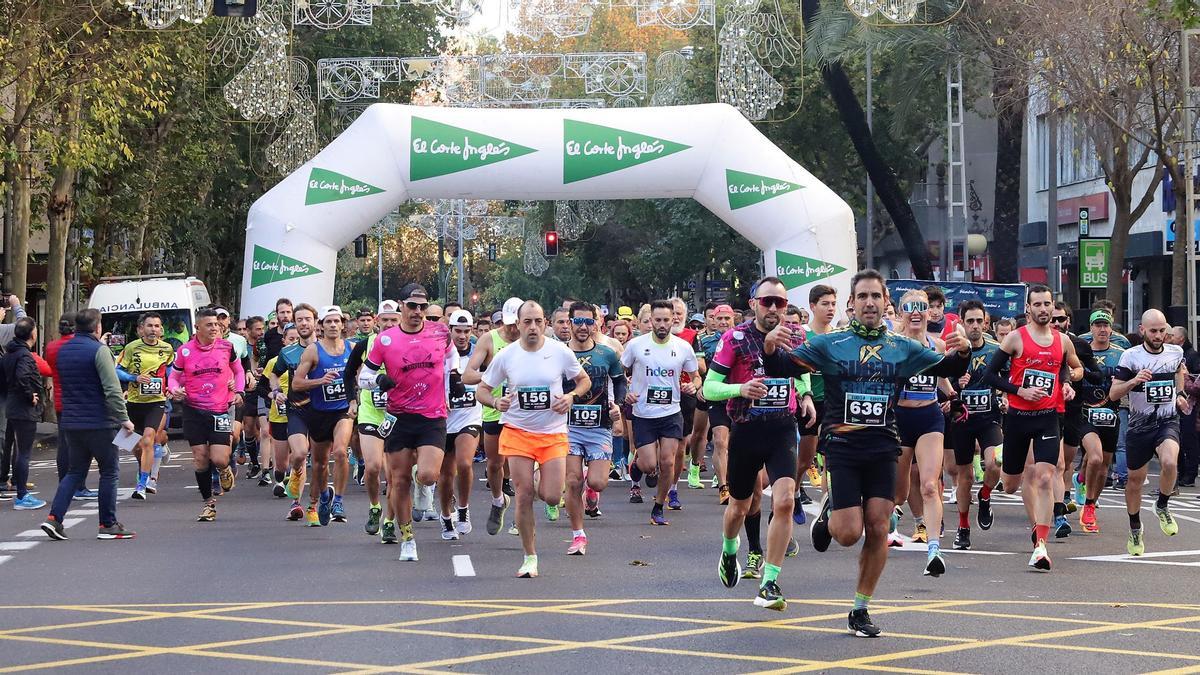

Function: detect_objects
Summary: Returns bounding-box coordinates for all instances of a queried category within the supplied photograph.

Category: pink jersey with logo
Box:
[366,322,453,419]
[168,337,245,413]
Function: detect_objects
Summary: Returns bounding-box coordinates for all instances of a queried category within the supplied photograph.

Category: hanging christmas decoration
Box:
[717,0,801,120]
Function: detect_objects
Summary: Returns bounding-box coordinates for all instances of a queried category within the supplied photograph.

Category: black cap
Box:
[399,283,429,303]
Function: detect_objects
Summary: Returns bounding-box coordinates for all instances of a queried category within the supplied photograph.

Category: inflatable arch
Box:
[240,103,855,315]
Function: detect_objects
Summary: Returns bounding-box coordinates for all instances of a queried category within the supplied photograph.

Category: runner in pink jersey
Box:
[167,308,245,523]
[365,318,453,419]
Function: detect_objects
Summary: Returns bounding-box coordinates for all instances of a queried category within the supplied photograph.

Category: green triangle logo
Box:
[305,167,385,206]
[250,245,323,289]
[563,119,691,183]
[775,250,846,288]
[726,169,803,210]
[409,117,537,181]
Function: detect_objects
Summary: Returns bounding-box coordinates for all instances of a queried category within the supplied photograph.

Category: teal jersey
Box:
[272,341,310,407]
[564,343,624,428]
[1085,345,1126,408]
[698,331,723,363]
[776,328,944,452]
[957,337,1004,419]
[1083,332,1132,350]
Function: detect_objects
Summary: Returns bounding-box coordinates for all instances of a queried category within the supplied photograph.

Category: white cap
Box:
[448,309,473,326]
[377,300,400,317]
[501,297,523,326]
[319,305,343,321]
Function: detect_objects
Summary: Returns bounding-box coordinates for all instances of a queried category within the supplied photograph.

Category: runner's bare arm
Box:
[290,344,323,392]
[462,331,492,385]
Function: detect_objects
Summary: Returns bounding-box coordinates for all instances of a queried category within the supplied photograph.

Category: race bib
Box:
[213,413,232,434]
[1086,407,1118,428]
[844,392,887,427]
[138,378,164,397]
[378,413,397,438]
[752,378,791,409]
[646,386,674,406]
[370,389,388,409]
[1146,380,1176,405]
[449,386,477,410]
[904,374,937,394]
[322,380,347,402]
[569,404,602,428]
[1022,368,1056,391]
[274,400,287,418]
[517,386,551,411]
[961,389,992,414]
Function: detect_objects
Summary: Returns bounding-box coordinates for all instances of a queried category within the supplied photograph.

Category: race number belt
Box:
[322,380,347,402]
[844,392,887,427]
[449,387,477,410]
[379,413,396,438]
[961,389,992,414]
[646,386,673,406]
[1021,368,1056,391]
[904,374,937,394]
[213,413,232,433]
[138,378,164,397]
[517,386,551,411]
[752,378,791,409]
[568,404,602,428]
[1086,407,1118,428]
[1146,381,1176,405]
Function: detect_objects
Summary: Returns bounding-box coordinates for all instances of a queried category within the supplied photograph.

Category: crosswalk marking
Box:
[452,554,475,577]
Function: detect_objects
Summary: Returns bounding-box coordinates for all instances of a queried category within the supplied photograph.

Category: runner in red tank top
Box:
[982,285,1081,572]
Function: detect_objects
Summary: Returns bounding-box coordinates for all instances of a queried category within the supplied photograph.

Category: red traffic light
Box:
[544,231,559,257]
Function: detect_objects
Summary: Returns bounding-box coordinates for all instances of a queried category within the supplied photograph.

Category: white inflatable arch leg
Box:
[241,103,855,314]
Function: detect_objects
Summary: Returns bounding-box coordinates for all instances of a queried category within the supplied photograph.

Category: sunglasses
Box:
[571,317,596,326]
[405,302,429,311]
[900,301,929,313]
[1052,316,1069,323]
[425,315,440,321]
[755,295,788,310]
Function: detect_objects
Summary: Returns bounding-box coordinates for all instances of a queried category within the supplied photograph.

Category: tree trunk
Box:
[45,88,82,352]
[801,0,933,280]
[991,66,1024,283]
[1105,199,1132,325]
[8,68,33,302]
[1172,193,1189,307]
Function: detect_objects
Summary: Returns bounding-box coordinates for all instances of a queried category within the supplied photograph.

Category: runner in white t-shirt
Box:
[438,309,484,541]
[620,300,700,526]
[477,301,591,579]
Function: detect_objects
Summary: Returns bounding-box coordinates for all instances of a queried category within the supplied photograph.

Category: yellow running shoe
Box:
[912,523,928,544]
[1127,529,1145,556]
[219,465,235,491]
[807,466,822,488]
[287,470,304,500]
[306,506,320,527]
[1156,507,1179,536]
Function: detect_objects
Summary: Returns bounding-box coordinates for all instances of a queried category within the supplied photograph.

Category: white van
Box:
[88,274,212,353]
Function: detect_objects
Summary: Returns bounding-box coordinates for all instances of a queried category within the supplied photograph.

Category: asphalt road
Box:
[4,439,1200,674]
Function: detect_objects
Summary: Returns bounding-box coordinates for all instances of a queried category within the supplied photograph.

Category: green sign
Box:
[409,117,537,181]
[250,245,322,289]
[562,119,691,183]
[775,250,846,288]
[726,169,803,210]
[305,168,385,206]
[1080,238,1110,288]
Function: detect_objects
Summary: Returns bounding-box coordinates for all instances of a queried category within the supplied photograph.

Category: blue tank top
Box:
[310,341,350,411]
[900,335,939,402]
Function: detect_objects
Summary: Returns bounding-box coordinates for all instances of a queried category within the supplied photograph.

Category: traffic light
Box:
[487,242,497,261]
[544,231,559,257]
[353,234,367,258]
[214,0,257,16]
[471,292,479,305]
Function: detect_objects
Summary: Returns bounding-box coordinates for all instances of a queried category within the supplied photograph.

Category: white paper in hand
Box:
[113,429,141,453]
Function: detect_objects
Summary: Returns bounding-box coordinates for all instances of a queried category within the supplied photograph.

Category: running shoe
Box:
[331,498,346,523]
[887,533,904,548]
[41,516,68,541]
[219,465,235,492]
[198,501,217,522]
[650,503,669,526]
[1127,529,1145,556]
[924,548,947,577]
[754,581,786,611]
[131,487,146,501]
[13,494,46,510]
[785,537,799,557]
[1072,473,1086,506]
[977,495,993,530]
[811,490,833,553]
[807,466,822,488]
[584,486,600,516]
[645,470,659,489]
[629,485,644,504]
[381,520,398,544]
[1028,542,1051,571]
[796,487,813,505]
[545,502,559,522]
[456,508,472,535]
[287,502,304,520]
[441,517,459,540]
[508,524,519,535]
[953,528,971,550]
[287,471,303,500]
[1054,514,1072,538]
[667,488,682,510]
[1114,477,1127,490]
[741,551,762,579]
[258,472,271,487]
[687,463,703,489]
[97,522,136,540]
[567,534,587,555]
[1080,504,1099,533]
[793,506,806,526]
[848,609,881,638]
[145,479,158,495]
[73,488,98,500]
[608,466,621,480]
[246,463,261,479]
[487,495,510,536]
[317,487,333,526]
[1156,506,1179,536]
[517,556,538,578]
[399,539,418,562]
[502,478,515,497]
[719,550,741,587]
[365,505,382,535]
[718,485,730,505]
[306,506,320,527]
[272,481,286,499]
[912,523,928,544]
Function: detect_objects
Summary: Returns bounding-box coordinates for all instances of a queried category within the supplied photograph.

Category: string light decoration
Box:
[119,0,208,28]
[220,0,292,120]
[843,0,964,26]
[263,58,321,174]
[633,0,714,29]
[555,200,614,240]
[717,0,801,120]
[507,0,714,37]
[651,48,689,105]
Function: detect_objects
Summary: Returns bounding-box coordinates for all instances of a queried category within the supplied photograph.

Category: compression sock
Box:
[1085,498,1097,506]
[1157,492,1171,509]
[150,448,164,479]
[137,471,149,489]
[1129,512,1142,530]
[722,536,739,555]
[958,511,969,528]
[853,592,871,610]
[274,469,285,483]
[196,470,213,501]
[745,512,762,554]
[979,482,992,500]
[1033,524,1050,543]
[762,563,781,588]
[245,438,259,465]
